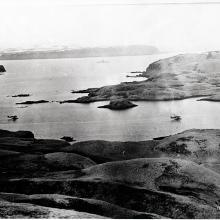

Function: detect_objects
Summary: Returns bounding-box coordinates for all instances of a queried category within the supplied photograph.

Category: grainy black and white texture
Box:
[2,128,220,218]
[2,0,220,218]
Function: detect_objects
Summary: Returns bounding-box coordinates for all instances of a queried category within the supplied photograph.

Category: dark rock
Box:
[0,136,70,155]
[0,150,20,157]
[0,200,103,218]
[130,71,145,74]
[126,74,143,78]
[0,152,96,178]
[1,158,220,218]
[12,94,30,97]
[44,152,96,170]
[153,135,169,140]
[16,100,49,105]
[0,65,6,72]
[0,193,165,219]
[23,139,70,153]
[60,136,75,142]
[71,88,99,94]
[63,140,160,163]
[0,129,34,139]
[98,99,137,110]
[2,128,220,218]
[60,96,97,104]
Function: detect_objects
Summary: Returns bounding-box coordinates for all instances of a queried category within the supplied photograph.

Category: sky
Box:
[1,0,220,52]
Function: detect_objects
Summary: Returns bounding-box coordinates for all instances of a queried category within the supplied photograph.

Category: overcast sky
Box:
[1,0,220,52]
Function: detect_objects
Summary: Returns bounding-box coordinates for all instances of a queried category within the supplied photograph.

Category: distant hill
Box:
[0,45,159,60]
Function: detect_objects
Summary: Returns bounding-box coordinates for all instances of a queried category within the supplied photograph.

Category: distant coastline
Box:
[0,45,159,60]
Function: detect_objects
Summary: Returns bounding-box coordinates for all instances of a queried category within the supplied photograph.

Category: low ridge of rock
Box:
[16,100,49,105]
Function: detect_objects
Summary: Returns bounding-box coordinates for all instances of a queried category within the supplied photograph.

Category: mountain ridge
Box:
[0,45,159,60]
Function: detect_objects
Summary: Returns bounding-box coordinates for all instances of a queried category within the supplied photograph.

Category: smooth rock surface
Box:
[2,128,220,218]
[16,100,49,105]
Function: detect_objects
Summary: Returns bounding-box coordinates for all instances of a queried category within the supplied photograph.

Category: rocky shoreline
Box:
[8,51,220,111]
[1,128,220,218]
[66,51,220,105]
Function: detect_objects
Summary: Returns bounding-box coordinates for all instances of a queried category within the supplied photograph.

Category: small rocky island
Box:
[0,65,6,72]
[1,128,220,218]
[98,99,137,110]
[69,51,220,104]
[12,94,30,98]
[16,100,49,105]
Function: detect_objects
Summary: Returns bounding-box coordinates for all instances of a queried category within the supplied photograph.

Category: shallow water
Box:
[0,54,219,141]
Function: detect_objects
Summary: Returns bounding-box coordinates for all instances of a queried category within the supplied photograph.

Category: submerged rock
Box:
[98,99,137,110]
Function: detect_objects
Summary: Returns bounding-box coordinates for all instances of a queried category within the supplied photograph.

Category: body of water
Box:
[0,54,219,141]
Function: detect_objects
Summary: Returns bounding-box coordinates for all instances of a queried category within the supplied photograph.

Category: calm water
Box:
[0,54,219,141]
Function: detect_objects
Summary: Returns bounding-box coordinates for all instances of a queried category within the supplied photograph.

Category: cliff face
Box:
[0,65,5,72]
[69,51,220,103]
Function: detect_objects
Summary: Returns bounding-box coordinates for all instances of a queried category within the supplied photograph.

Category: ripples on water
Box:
[0,54,218,141]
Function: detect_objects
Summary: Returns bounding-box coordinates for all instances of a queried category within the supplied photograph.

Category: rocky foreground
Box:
[1,129,220,218]
[68,51,220,103]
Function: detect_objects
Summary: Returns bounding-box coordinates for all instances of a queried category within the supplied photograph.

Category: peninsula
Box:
[68,51,220,104]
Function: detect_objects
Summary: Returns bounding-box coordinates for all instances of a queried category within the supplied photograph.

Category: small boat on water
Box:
[8,115,18,121]
[96,59,109,63]
[170,115,182,121]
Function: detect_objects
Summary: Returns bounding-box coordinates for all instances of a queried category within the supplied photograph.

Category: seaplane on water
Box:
[7,115,18,121]
[96,59,109,63]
